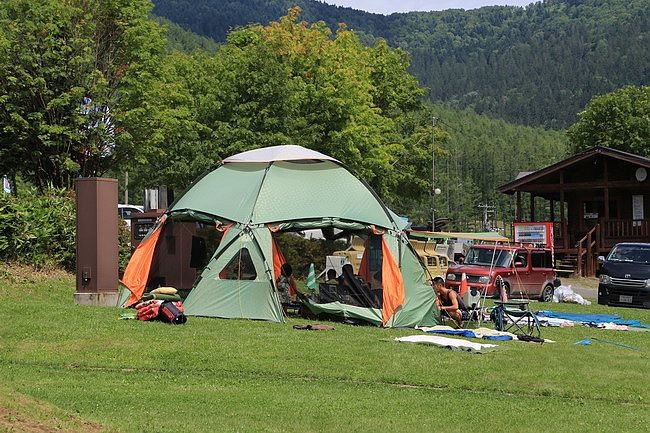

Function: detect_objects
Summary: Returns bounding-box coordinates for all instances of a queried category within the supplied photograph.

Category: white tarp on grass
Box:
[394,335,498,352]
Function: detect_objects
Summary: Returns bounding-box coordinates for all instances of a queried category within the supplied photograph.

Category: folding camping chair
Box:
[491,300,541,338]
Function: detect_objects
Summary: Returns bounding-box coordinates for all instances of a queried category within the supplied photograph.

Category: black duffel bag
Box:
[159,301,187,325]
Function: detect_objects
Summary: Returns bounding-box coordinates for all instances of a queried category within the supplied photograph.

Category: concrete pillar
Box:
[74,178,119,306]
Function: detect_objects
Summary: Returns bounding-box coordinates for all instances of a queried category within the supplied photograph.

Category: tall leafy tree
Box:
[123,50,216,192]
[0,0,92,190]
[0,0,166,190]
[567,85,650,156]
[163,7,429,201]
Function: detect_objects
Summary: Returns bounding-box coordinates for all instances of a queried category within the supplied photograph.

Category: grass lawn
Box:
[1,264,649,432]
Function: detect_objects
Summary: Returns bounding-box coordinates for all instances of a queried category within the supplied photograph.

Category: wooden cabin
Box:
[499,146,650,276]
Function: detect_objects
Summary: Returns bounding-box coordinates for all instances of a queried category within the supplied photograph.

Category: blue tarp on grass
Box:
[423,328,514,340]
[537,310,650,328]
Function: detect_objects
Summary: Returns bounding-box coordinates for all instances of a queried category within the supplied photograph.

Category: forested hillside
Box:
[424,104,568,230]
[154,16,219,54]
[151,0,383,44]
[396,0,649,129]
[383,102,568,229]
[152,0,649,129]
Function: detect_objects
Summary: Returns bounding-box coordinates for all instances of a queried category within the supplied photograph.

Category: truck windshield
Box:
[465,247,513,267]
[607,245,650,264]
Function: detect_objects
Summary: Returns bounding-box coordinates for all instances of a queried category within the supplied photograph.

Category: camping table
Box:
[492,300,541,338]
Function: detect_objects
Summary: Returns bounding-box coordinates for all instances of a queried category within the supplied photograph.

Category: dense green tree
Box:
[141,8,428,202]
[0,0,94,190]
[567,86,650,156]
[0,0,166,190]
[123,50,216,192]
[124,9,571,228]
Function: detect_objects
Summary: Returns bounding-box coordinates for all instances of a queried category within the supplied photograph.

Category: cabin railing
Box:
[553,222,562,240]
[602,219,650,240]
[577,224,599,277]
[553,222,565,247]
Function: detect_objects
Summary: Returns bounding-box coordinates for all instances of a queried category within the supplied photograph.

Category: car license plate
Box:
[619,295,633,303]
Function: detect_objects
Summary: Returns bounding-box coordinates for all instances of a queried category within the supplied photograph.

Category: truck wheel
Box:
[540,284,554,302]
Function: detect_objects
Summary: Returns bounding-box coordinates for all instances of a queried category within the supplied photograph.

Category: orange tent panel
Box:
[358,237,372,282]
[271,236,296,296]
[381,236,405,324]
[122,216,166,307]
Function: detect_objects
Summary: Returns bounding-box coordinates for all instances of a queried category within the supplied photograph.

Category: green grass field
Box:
[1,264,649,432]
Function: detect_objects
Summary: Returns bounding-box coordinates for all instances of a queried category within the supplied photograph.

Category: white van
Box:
[118,204,144,227]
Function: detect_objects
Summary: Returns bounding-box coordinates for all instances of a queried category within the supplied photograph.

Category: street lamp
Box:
[432,187,441,230]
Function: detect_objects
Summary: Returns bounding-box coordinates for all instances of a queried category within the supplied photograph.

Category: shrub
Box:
[0,188,76,270]
[0,188,132,273]
[118,219,132,276]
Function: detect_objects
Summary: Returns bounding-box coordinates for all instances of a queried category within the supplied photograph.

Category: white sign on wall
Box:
[514,224,548,245]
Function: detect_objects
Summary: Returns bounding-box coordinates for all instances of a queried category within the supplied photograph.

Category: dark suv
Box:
[597,243,650,309]
[445,245,556,301]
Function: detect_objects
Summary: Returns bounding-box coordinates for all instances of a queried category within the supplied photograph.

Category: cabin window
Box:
[583,201,601,219]
[583,199,618,220]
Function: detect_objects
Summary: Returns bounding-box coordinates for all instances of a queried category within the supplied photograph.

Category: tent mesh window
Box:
[219,248,257,280]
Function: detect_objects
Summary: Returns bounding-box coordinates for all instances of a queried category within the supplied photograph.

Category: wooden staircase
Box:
[555,254,577,277]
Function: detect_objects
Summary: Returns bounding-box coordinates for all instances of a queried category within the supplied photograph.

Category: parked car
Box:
[445,244,556,301]
[597,242,650,309]
[118,204,144,227]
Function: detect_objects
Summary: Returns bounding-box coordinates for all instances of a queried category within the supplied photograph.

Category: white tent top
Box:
[223,145,339,163]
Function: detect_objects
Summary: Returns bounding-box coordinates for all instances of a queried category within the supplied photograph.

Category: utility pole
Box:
[478,203,495,231]
[123,171,129,204]
[431,117,438,231]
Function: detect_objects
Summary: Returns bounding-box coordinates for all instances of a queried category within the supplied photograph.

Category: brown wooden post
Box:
[596,186,609,249]
[603,158,609,220]
[516,191,522,222]
[530,194,535,221]
[598,157,606,250]
[577,242,583,276]
[560,171,569,249]
[550,199,555,222]
[586,229,593,276]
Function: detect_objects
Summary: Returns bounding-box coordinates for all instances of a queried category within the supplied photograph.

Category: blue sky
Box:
[321,1,535,14]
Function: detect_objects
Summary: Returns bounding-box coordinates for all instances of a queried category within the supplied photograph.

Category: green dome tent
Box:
[122,145,439,327]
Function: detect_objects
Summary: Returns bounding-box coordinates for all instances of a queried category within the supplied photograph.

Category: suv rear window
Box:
[531,250,552,268]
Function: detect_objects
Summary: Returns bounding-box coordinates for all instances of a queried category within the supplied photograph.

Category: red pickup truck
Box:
[445,244,556,302]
